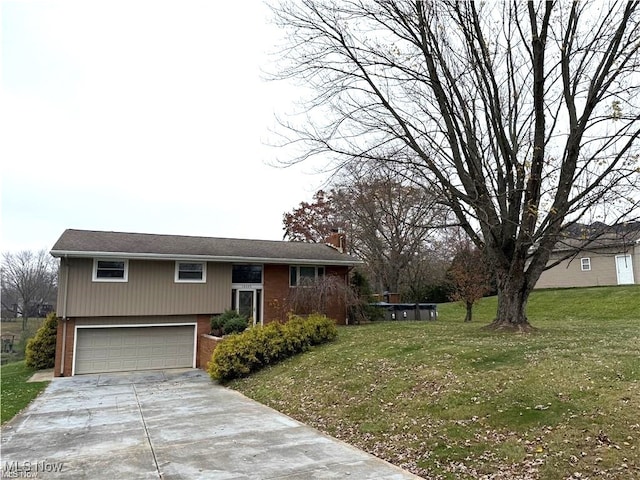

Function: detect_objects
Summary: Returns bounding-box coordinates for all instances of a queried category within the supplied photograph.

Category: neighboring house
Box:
[535,223,640,289]
[50,229,360,377]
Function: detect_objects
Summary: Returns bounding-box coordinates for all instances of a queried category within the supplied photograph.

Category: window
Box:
[232,265,262,284]
[93,259,128,282]
[175,262,206,282]
[290,265,325,286]
[580,258,591,271]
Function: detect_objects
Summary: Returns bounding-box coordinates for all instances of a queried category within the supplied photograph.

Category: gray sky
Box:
[1,0,325,253]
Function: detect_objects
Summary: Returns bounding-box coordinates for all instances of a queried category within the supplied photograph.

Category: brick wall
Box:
[263,264,350,325]
[263,264,291,323]
[196,314,210,337]
[195,314,213,369]
[197,334,222,370]
[54,317,75,377]
[325,266,349,324]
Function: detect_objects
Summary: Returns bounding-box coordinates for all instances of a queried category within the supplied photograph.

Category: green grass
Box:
[1,318,46,363]
[1,361,48,424]
[230,286,640,479]
[0,318,46,337]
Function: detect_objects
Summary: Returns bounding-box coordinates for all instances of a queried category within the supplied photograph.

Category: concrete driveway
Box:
[1,369,420,479]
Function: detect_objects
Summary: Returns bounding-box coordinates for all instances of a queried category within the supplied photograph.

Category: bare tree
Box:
[333,170,449,293]
[1,250,58,330]
[283,168,451,294]
[271,0,640,330]
[286,274,370,323]
[401,245,451,302]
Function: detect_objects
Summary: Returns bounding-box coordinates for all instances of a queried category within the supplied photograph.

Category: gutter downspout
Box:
[59,256,70,376]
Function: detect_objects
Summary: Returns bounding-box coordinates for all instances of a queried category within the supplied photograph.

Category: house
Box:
[535,223,640,289]
[50,229,361,377]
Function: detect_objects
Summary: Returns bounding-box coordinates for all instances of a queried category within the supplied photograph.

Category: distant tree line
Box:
[282,166,493,309]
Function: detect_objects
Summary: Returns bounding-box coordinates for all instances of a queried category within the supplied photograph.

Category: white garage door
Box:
[74,325,195,375]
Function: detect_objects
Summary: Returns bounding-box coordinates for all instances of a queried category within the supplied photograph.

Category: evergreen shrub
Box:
[25,313,58,370]
[208,313,337,382]
[210,310,249,336]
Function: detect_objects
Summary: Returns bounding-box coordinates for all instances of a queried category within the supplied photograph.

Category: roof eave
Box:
[49,249,363,266]
[552,240,637,252]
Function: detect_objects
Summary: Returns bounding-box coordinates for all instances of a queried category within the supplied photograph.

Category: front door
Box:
[238,290,254,321]
[616,255,635,285]
[236,289,262,325]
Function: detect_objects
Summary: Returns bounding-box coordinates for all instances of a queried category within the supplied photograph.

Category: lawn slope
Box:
[230,286,640,479]
[1,361,48,424]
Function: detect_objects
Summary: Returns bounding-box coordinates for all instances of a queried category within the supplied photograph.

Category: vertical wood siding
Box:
[61,258,232,317]
[535,245,639,289]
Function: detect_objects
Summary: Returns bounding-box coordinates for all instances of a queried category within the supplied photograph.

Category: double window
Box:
[93,259,207,283]
[175,262,206,282]
[290,265,325,286]
[93,259,128,282]
[232,265,262,284]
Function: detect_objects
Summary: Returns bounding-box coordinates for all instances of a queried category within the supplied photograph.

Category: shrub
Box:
[281,316,309,354]
[208,333,258,380]
[208,314,337,382]
[210,310,249,336]
[210,316,224,335]
[304,313,339,344]
[421,283,454,303]
[251,323,287,364]
[25,313,58,370]
[222,317,249,335]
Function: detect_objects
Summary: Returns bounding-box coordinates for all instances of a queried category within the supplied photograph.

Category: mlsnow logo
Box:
[2,460,64,477]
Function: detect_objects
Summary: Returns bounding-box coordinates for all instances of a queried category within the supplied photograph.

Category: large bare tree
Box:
[271,0,640,330]
[1,250,58,329]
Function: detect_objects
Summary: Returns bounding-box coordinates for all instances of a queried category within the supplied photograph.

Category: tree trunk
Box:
[486,270,534,332]
[464,301,473,322]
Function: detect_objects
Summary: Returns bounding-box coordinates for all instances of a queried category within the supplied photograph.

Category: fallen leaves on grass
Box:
[232,314,640,479]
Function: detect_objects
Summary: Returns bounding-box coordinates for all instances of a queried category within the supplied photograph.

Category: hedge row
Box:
[208,314,338,382]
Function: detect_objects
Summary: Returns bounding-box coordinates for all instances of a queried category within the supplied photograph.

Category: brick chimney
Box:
[325,229,346,253]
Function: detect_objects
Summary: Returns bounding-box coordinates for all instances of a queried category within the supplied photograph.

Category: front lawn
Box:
[230,286,640,479]
[1,361,49,424]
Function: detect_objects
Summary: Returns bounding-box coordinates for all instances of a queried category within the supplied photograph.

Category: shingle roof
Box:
[50,229,361,265]
[552,222,640,252]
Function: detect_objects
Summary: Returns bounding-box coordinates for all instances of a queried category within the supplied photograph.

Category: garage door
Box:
[74,325,195,375]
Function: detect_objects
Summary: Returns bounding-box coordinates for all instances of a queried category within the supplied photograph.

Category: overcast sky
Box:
[1,0,327,253]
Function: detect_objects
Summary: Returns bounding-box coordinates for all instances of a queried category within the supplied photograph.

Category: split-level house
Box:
[50,229,360,376]
[535,222,640,289]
